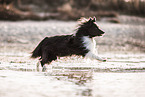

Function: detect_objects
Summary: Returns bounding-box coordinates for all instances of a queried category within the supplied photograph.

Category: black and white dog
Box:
[31,17,106,71]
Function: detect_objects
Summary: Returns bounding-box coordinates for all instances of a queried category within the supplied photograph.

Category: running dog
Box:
[31,17,106,71]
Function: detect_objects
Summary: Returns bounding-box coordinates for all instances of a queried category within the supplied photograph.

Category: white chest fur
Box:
[82,36,97,54]
[82,36,104,61]
[81,36,104,61]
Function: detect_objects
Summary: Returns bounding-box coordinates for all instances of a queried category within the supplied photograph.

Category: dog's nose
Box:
[102,31,105,34]
[99,29,105,34]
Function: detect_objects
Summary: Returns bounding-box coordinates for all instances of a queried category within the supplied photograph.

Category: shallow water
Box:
[0,19,145,97]
[0,70,145,97]
[0,53,145,97]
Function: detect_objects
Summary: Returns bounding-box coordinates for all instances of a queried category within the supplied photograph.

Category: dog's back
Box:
[31,35,76,58]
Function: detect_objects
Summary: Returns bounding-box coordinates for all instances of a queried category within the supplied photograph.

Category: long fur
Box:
[31,17,106,70]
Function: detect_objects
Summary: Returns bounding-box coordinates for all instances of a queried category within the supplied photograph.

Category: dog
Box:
[31,17,106,71]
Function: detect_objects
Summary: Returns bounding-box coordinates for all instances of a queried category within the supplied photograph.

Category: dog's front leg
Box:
[93,55,106,62]
[85,52,106,62]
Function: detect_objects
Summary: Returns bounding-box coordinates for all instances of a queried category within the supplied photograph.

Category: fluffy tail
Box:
[31,44,42,58]
[31,37,48,58]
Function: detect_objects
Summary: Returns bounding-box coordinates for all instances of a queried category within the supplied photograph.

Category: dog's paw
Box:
[102,59,107,62]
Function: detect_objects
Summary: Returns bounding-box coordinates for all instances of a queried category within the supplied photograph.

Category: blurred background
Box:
[0,0,145,21]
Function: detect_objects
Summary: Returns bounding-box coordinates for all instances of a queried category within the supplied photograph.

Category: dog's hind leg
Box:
[40,52,57,72]
[40,60,52,72]
[40,59,50,72]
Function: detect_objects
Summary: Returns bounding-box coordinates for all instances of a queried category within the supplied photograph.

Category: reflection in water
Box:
[44,67,145,97]
[81,89,92,96]
[45,68,93,97]
[1,53,145,97]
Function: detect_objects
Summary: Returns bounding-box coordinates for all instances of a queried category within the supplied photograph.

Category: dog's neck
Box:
[82,36,96,53]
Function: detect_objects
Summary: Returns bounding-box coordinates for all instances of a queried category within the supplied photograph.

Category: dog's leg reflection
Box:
[42,65,47,72]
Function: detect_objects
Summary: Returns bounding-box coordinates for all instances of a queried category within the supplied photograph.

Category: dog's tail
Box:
[31,37,48,58]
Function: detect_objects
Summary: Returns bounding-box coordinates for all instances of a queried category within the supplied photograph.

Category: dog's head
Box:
[77,17,105,38]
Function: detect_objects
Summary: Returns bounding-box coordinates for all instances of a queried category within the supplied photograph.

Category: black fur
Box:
[31,17,105,67]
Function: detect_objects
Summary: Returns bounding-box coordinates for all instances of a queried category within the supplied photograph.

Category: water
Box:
[0,53,145,97]
[0,18,145,97]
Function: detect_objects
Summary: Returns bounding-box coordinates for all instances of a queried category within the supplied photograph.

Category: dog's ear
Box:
[88,18,92,23]
[92,17,96,22]
[87,18,94,26]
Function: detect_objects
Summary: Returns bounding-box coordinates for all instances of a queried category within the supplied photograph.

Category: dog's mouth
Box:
[98,33,105,36]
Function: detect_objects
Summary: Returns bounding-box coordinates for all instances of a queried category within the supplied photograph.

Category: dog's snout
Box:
[98,29,105,34]
[101,30,105,34]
